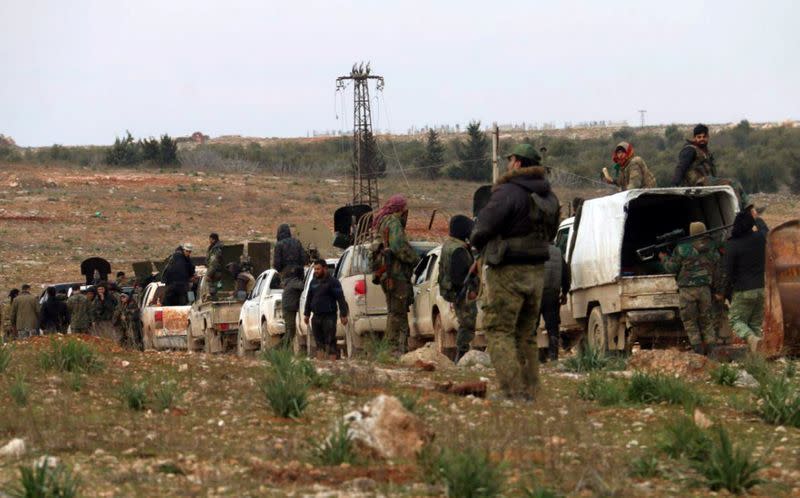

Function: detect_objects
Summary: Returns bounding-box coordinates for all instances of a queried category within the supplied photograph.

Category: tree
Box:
[451,121,490,181]
[159,134,179,166]
[664,124,683,147]
[418,129,445,179]
[106,131,140,165]
[141,138,160,162]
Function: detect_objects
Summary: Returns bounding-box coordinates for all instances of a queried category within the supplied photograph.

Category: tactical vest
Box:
[438,237,472,302]
[483,191,559,266]
[682,144,717,186]
[674,238,716,287]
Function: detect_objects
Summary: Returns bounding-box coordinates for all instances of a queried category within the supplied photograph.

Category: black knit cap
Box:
[449,215,474,241]
[693,124,709,136]
[731,210,755,238]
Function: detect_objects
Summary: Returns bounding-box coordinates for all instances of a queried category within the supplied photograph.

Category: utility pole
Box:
[336,62,384,210]
[491,122,500,183]
[638,109,647,128]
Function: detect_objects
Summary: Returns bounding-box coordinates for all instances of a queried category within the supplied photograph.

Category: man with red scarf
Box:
[372,195,419,353]
[602,141,656,191]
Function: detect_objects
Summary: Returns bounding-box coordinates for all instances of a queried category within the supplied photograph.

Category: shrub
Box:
[658,414,712,461]
[119,379,148,411]
[67,373,84,393]
[363,335,394,364]
[577,375,625,406]
[106,131,140,166]
[755,374,800,427]
[629,454,662,478]
[520,485,562,498]
[426,445,505,498]
[0,340,10,373]
[740,353,771,384]
[626,372,701,408]
[6,459,80,498]
[260,348,309,418]
[692,425,765,494]
[310,419,358,466]
[10,375,29,407]
[295,357,333,388]
[563,342,625,373]
[397,391,422,413]
[153,380,183,411]
[38,339,102,374]
[711,363,739,386]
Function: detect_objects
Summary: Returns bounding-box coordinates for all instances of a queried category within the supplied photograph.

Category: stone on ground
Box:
[399,342,454,370]
[344,395,432,460]
[457,349,491,368]
[628,349,716,381]
[0,438,26,458]
[734,370,760,388]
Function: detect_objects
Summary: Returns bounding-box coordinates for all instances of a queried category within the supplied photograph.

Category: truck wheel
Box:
[236,330,252,357]
[434,313,456,360]
[587,307,609,353]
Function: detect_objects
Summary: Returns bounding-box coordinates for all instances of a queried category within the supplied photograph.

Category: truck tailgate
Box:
[206,301,242,324]
[162,307,190,335]
[621,275,679,309]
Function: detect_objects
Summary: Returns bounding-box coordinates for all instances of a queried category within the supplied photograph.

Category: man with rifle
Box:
[659,222,720,355]
[438,215,478,362]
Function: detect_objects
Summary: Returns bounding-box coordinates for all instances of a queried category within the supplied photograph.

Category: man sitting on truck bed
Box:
[660,222,719,355]
[602,141,656,191]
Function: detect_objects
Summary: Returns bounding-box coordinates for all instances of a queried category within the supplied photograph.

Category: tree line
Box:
[1,121,798,193]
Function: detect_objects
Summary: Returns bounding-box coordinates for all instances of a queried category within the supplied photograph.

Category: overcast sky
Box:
[1,0,798,146]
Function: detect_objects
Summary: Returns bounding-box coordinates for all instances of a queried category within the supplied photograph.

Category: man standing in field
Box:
[10,284,40,339]
[273,224,309,348]
[67,284,92,334]
[470,144,560,400]
[438,214,478,361]
[304,259,349,359]
[1,288,19,341]
[373,194,420,354]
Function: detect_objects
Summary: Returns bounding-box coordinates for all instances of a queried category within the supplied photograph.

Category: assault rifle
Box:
[636,223,732,262]
[456,270,479,302]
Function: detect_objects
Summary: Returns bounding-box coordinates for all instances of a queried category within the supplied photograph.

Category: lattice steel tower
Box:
[336,62,384,209]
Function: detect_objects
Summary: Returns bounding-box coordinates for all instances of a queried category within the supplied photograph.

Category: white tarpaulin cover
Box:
[570,186,737,290]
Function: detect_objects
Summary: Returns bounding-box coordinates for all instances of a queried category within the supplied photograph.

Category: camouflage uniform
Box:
[662,237,719,347]
[614,156,657,191]
[378,213,419,353]
[204,240,224,300]
[674,142,750,209]
[1,297,13,341]
[438,235,478,358]
[112,298,143,349]
[67,292,92,333]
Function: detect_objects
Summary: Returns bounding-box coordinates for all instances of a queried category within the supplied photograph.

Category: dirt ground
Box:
[0,163,799,497]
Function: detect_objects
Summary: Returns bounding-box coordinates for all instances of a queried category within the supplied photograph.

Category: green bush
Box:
[260,349,309,418]
[629,454,662,478]
[310,419,358,466]
[38,339,102,373]
[425,445,505,498]
[10,375,29,407]
[119,378,148,411]
[626,372,701,408]
[397,391,422,413]
[740,353,771,384]
[755,374,800,428]
[577,375,625,406]
[692,426,765,494]
[153,380,183,411]
[363,334,394,364]
[711,363,739,386]
[658,414,712,461]
[520,485,562,498]
[563,342,625,373]
[6,459,80,498]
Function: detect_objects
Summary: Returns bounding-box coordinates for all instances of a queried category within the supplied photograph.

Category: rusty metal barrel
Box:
[763,219,800,357]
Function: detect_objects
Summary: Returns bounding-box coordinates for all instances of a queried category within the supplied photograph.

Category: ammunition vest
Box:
[438,237,472,302]
[483,192,559,266]
[682,144,717,186]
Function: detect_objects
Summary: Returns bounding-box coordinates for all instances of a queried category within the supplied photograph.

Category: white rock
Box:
[734,370,760,388]
[399,342,454,370]
[121,360,130,367]
[457,350,491,368]
[344,395,431,460]
[0,438,26,458]
[35,456,59,468]
[178,364,189,372]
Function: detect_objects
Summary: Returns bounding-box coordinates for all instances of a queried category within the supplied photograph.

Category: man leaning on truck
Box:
[470,143,560,401]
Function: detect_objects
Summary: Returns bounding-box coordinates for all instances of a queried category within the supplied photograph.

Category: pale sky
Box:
[1,0,799,146]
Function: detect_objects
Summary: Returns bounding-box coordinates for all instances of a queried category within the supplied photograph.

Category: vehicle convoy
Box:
[555,186,738,352]
[236,269,284,356]
[140,282,192,350]
[336,241,437,357]
[296,258,339,355]
[188,276,243,354]
[407,245,486,358]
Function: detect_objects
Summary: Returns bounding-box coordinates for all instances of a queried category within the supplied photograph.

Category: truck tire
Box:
[587,306,609,353]
[434,313,456,360]
[236,329,252,357]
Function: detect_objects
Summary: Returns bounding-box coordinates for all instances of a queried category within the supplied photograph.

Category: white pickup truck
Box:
[556,186,737,352]
[187,276,243,354]
[236,269,284,356]
[140,282,192,350]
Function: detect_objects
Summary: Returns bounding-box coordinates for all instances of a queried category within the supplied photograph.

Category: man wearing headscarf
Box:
[438,215,478,361]
[373,194,419,353]
[672,124,750,209]
[719,207,768,352]
[602,141,656,191]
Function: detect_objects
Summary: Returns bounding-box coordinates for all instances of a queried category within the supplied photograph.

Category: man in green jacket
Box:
[10,284,40,339]
[438,215,478,361]
[67,284,92,334]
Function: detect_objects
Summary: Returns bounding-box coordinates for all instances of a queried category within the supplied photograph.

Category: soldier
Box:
[39,286,69,334]
[204,233,224,300]
[602,141,656,190]
[671,124,750,209]
[10,284,40,339]
[303,259,349,360]
[92,282,117,340]
[470,144,560,400]
[226,262,255,300]
[660,222,719,355]
[719,207,768,352]
[273,224,308,347]
[67,284,92,334]
[540,243,570,362]
[115,271,129,288]
[438,215,478,361]
[373,194,420,354]
[112,293,143,349]
[163,244,195,306]
[1,289,20,341]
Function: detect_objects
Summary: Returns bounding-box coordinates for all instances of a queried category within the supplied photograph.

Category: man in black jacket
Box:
[470,144,560,400]
[303,259,349,359]
[719,207,768,352]
[163,244,196,306]
[274,224,309,279]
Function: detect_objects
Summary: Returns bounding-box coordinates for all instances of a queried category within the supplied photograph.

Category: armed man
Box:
[540,242,570,362]
[66,284,92,334]
[273,223,309,348]
[470,144,560,401]
[162,243,195,306]
[602,141,657,191]
[373,194,419,354]
[204,233,224,300]
[660,222,719,355]
[672,124,750,209]
[438,214,478,362]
